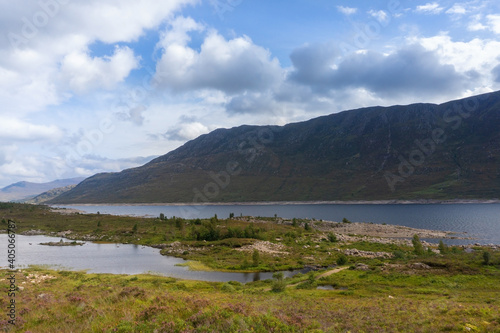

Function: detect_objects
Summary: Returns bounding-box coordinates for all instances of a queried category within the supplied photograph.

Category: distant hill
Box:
[50,91,500,204]
[25,185,78,204]
[0,178,85,202]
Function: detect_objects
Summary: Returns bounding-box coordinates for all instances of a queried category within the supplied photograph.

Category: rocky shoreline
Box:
[51,199,500,206]
[39,240,85,246]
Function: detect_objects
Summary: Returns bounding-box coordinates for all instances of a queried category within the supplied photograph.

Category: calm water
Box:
[54,203,500,244]
[0,234,300,283]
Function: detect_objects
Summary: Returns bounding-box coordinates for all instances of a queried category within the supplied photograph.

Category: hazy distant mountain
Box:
[50,91,500,204]
[0,178,85,202]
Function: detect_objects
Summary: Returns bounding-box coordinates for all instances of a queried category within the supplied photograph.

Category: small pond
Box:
[0,234,302,283]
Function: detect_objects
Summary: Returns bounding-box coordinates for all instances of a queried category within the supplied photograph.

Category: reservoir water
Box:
[0,234,300,283]
[54,203,500,244]
[3,203,498,279]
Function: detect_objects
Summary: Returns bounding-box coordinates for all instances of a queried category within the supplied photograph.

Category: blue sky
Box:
[1,0,500,187]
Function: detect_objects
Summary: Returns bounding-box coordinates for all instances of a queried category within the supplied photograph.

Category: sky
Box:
[1,0,500,188]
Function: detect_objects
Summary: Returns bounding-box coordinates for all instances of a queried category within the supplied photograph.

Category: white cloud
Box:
[368,10,388,23]
[337,6,357,16]
[412,34,500,95]
[468,23,487,31]
[0,118,62,141]
[416,2,444,14]
[60,46,140,93]
[165,122,210,141]
[487,14,500,34]
[155,17,283,94]
[446,4,467,15]
[0,0,195,113]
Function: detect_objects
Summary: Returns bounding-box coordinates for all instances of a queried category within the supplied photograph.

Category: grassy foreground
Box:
[1,203,500,332]
[1,261,499,332]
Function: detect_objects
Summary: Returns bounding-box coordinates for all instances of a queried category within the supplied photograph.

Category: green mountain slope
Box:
[50,91,500,203]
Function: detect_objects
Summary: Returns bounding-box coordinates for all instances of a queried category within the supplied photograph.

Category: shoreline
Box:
[50,198,500,206]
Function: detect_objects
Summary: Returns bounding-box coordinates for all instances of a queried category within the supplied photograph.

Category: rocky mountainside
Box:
[25,185,78,204]
[50,91,500,204]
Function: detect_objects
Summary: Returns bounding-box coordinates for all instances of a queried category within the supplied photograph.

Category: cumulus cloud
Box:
[415,34,500,96]
[288,42,339,88]
[0,118,62,141]
[0,0,195,111]
[60,46,139,93]
[164,121,210,141]
[337,6,357,16]
[492,64,500,83]
[416,2,444,14]
[446,4,467,15]
[487,14,500,34]
[1,0,197,49]
[155,17,283,94]
[289,43,466,98]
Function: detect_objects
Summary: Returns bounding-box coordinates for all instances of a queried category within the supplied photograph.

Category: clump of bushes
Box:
[327,233,337,243]
[483,251,491,265]
[336,254,348,266]
[271,272,286,292]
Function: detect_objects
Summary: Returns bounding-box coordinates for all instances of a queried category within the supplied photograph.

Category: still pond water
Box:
[0,234,300,283]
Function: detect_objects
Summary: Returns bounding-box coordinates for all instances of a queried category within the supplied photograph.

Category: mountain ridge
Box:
[50,91,500,204]
[0,177,86,202]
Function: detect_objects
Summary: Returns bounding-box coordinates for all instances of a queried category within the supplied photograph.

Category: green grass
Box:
[1,262,499,332]
[2,203,500,331]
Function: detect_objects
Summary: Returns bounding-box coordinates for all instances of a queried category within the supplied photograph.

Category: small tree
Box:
[292,218,297,227]
[97,221,101,228]
[252,249,260,267]
[159,213,165,220]
[438,240,448,254]
[483,251,491,265]
[175,218,184,230]
[271,272,286,292]
[132,223,138,233]
[342,217,351,224]
[229,212,234,219]
[336,254,348,266]
[304,222,311,231]
[241,259,250,269]
[327,232,337,243]
[412,234,424,255]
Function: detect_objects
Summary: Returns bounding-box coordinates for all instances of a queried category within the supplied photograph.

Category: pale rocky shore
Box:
[50,198,500,206]
[45,207,498,248]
